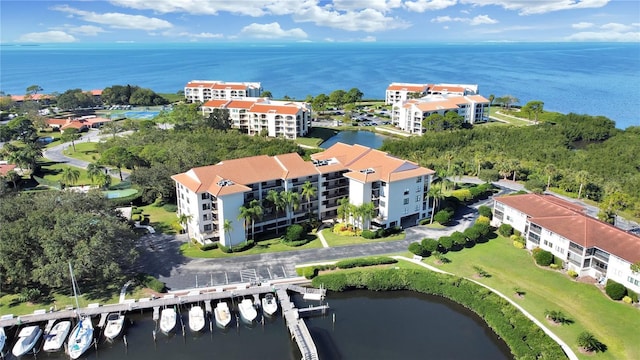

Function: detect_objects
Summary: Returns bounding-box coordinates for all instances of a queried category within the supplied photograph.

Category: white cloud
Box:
[52,5,173,30]
[572,22,594,29]
[109,0,273,16]
[177,32,224,39]
[460,0,610,15]
[63,25,106,36]
[293,6,410,32]
[431,14,498,26]
[404,0,458,12]
[18,31,77,43]
[600,23,633,32]
[566,31,640,42]
[360,36,377,42]
[333,0,403,12]
[239,22,308,39]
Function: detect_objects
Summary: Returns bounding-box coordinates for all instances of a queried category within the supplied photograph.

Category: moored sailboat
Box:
[67,317,94,359]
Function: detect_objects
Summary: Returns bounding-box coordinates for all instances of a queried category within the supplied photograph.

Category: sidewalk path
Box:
[394,256,579,360]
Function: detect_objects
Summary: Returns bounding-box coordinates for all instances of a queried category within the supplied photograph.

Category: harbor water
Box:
[1,290,511,360]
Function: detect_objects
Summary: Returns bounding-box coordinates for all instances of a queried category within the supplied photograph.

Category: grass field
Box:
[320,228,405,247]
[180,236,323,258]
[425,234,640,360]
[138,204,181,234]
[296,127,338,147]
[62,142,100,163]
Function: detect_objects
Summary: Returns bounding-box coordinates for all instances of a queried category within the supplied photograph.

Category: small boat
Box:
[12,325,43,357]
[214,301,231,328]
[43,320,71,352]
[238,298,257,323]
[67,317,94,359]
[159,307,177,335]
[103,313,125,341]
[262,293,278,316]
[188,305,205,332]
[0,327,6,356]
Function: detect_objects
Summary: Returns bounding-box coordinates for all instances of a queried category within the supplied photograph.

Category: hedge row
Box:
[312,268,566,359]
[334,256,397,269]
[219,240,255,253]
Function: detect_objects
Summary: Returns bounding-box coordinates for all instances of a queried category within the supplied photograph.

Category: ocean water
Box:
[1,42,638,129]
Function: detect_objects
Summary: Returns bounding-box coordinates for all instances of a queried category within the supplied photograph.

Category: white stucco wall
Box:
[608,255,640,294]
[218,192,245,247]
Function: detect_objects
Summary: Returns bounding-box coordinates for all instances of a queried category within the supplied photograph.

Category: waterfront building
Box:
[200,97,311,139]
[385,82,478,105]
[392,94,490,134]
[491,193,640,294]
[184,80,262,103]
[46,116,111,131]
[171,143,434,246]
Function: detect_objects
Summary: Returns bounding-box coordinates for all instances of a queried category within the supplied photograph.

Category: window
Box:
[380,200,386,207]
[415,205,420,212]
[415,195,421,202]
[204,224,212,231]
[403,198,409,205]
[416,176,422,183]
[506,215,512,221]
[201,193,210,200]
[203,214,209,221]
[416,185,421,193]
[404,189,409,195]
[202,203,210,210]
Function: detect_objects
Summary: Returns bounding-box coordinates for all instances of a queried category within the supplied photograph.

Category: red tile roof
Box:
[0,164,17,176]
[250,103,301,115]
[212,83,248,90]
[387,84,428,92]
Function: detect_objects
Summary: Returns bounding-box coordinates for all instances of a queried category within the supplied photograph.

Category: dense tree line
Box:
[381,114,640,217]
[101,85,168,106]
[0,191,138,296]
[56,89,100,110]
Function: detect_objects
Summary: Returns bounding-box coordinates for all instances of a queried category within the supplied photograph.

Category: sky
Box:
[1,0,639,43]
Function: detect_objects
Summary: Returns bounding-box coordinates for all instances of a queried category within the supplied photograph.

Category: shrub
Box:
[463,227,481,243]
[533,248,554,266]
[299,266,318,279]
[140,275,166,293]
[451,231,467,248]
[333,223,356,236]
[131,214,141,222]
[439,236,454,251]
[18,288,42,303]
[131,207,143,215]
[478,205,492,218]
[476,215,491,225]
[361,229,376,239]
[605,280,627,300]
[451,189,472,202]
[628,291,638,303]
[421,238,439,253]
[375,228,386,238]
[550,263,560,270]
[478,169,500,182]
[284,224,305,242]
[577,331,606,353]
[162,203,178,213]
[473,223,491,237]
[513,241,525,249]
[567,269,578,278]
[408,242,427,256]
[545,310,571,324]
[283,238,314,247]
[622,296,632,304]
[140,216,150,225]
[335,257,397,269]
[200,242,218,251]
[433,209,453,225]
[498,223,514,237]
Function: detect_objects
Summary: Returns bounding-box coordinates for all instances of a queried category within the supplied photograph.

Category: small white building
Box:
[492,193,640,295]
[385,82,478,105]
[184,80,262,103]
[172,143,434,247]
[200,97,311,139]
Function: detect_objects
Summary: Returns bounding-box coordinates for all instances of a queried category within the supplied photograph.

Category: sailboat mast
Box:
[69,262,80,310]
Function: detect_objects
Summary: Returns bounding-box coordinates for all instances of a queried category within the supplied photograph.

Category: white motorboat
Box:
[103,313,125,341]
[262,293,278,316]
[159,307,177,335]
[214,301,231,328]
[0,327,6,356]
[67,317,94,359]
[188,305,205,332]
[238,298,257,323]
[43,320,71,352]
[12,325,43,357]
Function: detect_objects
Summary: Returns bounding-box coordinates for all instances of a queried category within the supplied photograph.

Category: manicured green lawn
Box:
[320,229,405,247]
[62,142,100,162]
[425,234,640,360]
[38,162,120,187]
[296,127,339,147]
[180,236,323,258]
[138,204,181,234]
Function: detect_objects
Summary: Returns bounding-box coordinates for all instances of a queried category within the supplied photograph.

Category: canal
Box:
[320,130,388,149]
[2,290,511,360]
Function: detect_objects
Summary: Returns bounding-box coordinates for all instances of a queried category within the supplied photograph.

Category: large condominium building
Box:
[492,193,640,294]
[385,82,478,105]
[171,143,434,246]
[184,80,262,103]
[200,97,311,139]
[393,94,490,134]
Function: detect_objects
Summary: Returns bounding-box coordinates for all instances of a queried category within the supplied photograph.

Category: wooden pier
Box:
[0,280,328,360]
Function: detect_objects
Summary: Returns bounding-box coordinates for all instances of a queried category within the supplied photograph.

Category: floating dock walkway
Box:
[0,280,328,360]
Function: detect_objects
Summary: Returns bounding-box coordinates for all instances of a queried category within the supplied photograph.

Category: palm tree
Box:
[223,219,233,248]
[178,213,192,236]
[266,189,284,233]
[86,162,103,185]
[248,199,263,241]
[300,180,317,221]
[428,184,444,224]
[444,151,454,174]
[5,170,21,190]
[359,202,376,231]
[544,163,557,191]
[97,172,111,189]
[576,170,590,199]
[61,167,80,187]
[237,205,252,243]
[281,190,300,225]
[337,197,350,224]
[351,204,363,233]
[61,128,81,152]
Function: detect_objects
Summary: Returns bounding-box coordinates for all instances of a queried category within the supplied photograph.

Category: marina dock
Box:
[0,280,328,360]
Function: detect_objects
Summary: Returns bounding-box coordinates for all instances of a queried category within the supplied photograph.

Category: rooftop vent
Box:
[359,168,375,174]
[217,179,235,187]
[313,159,330,167]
